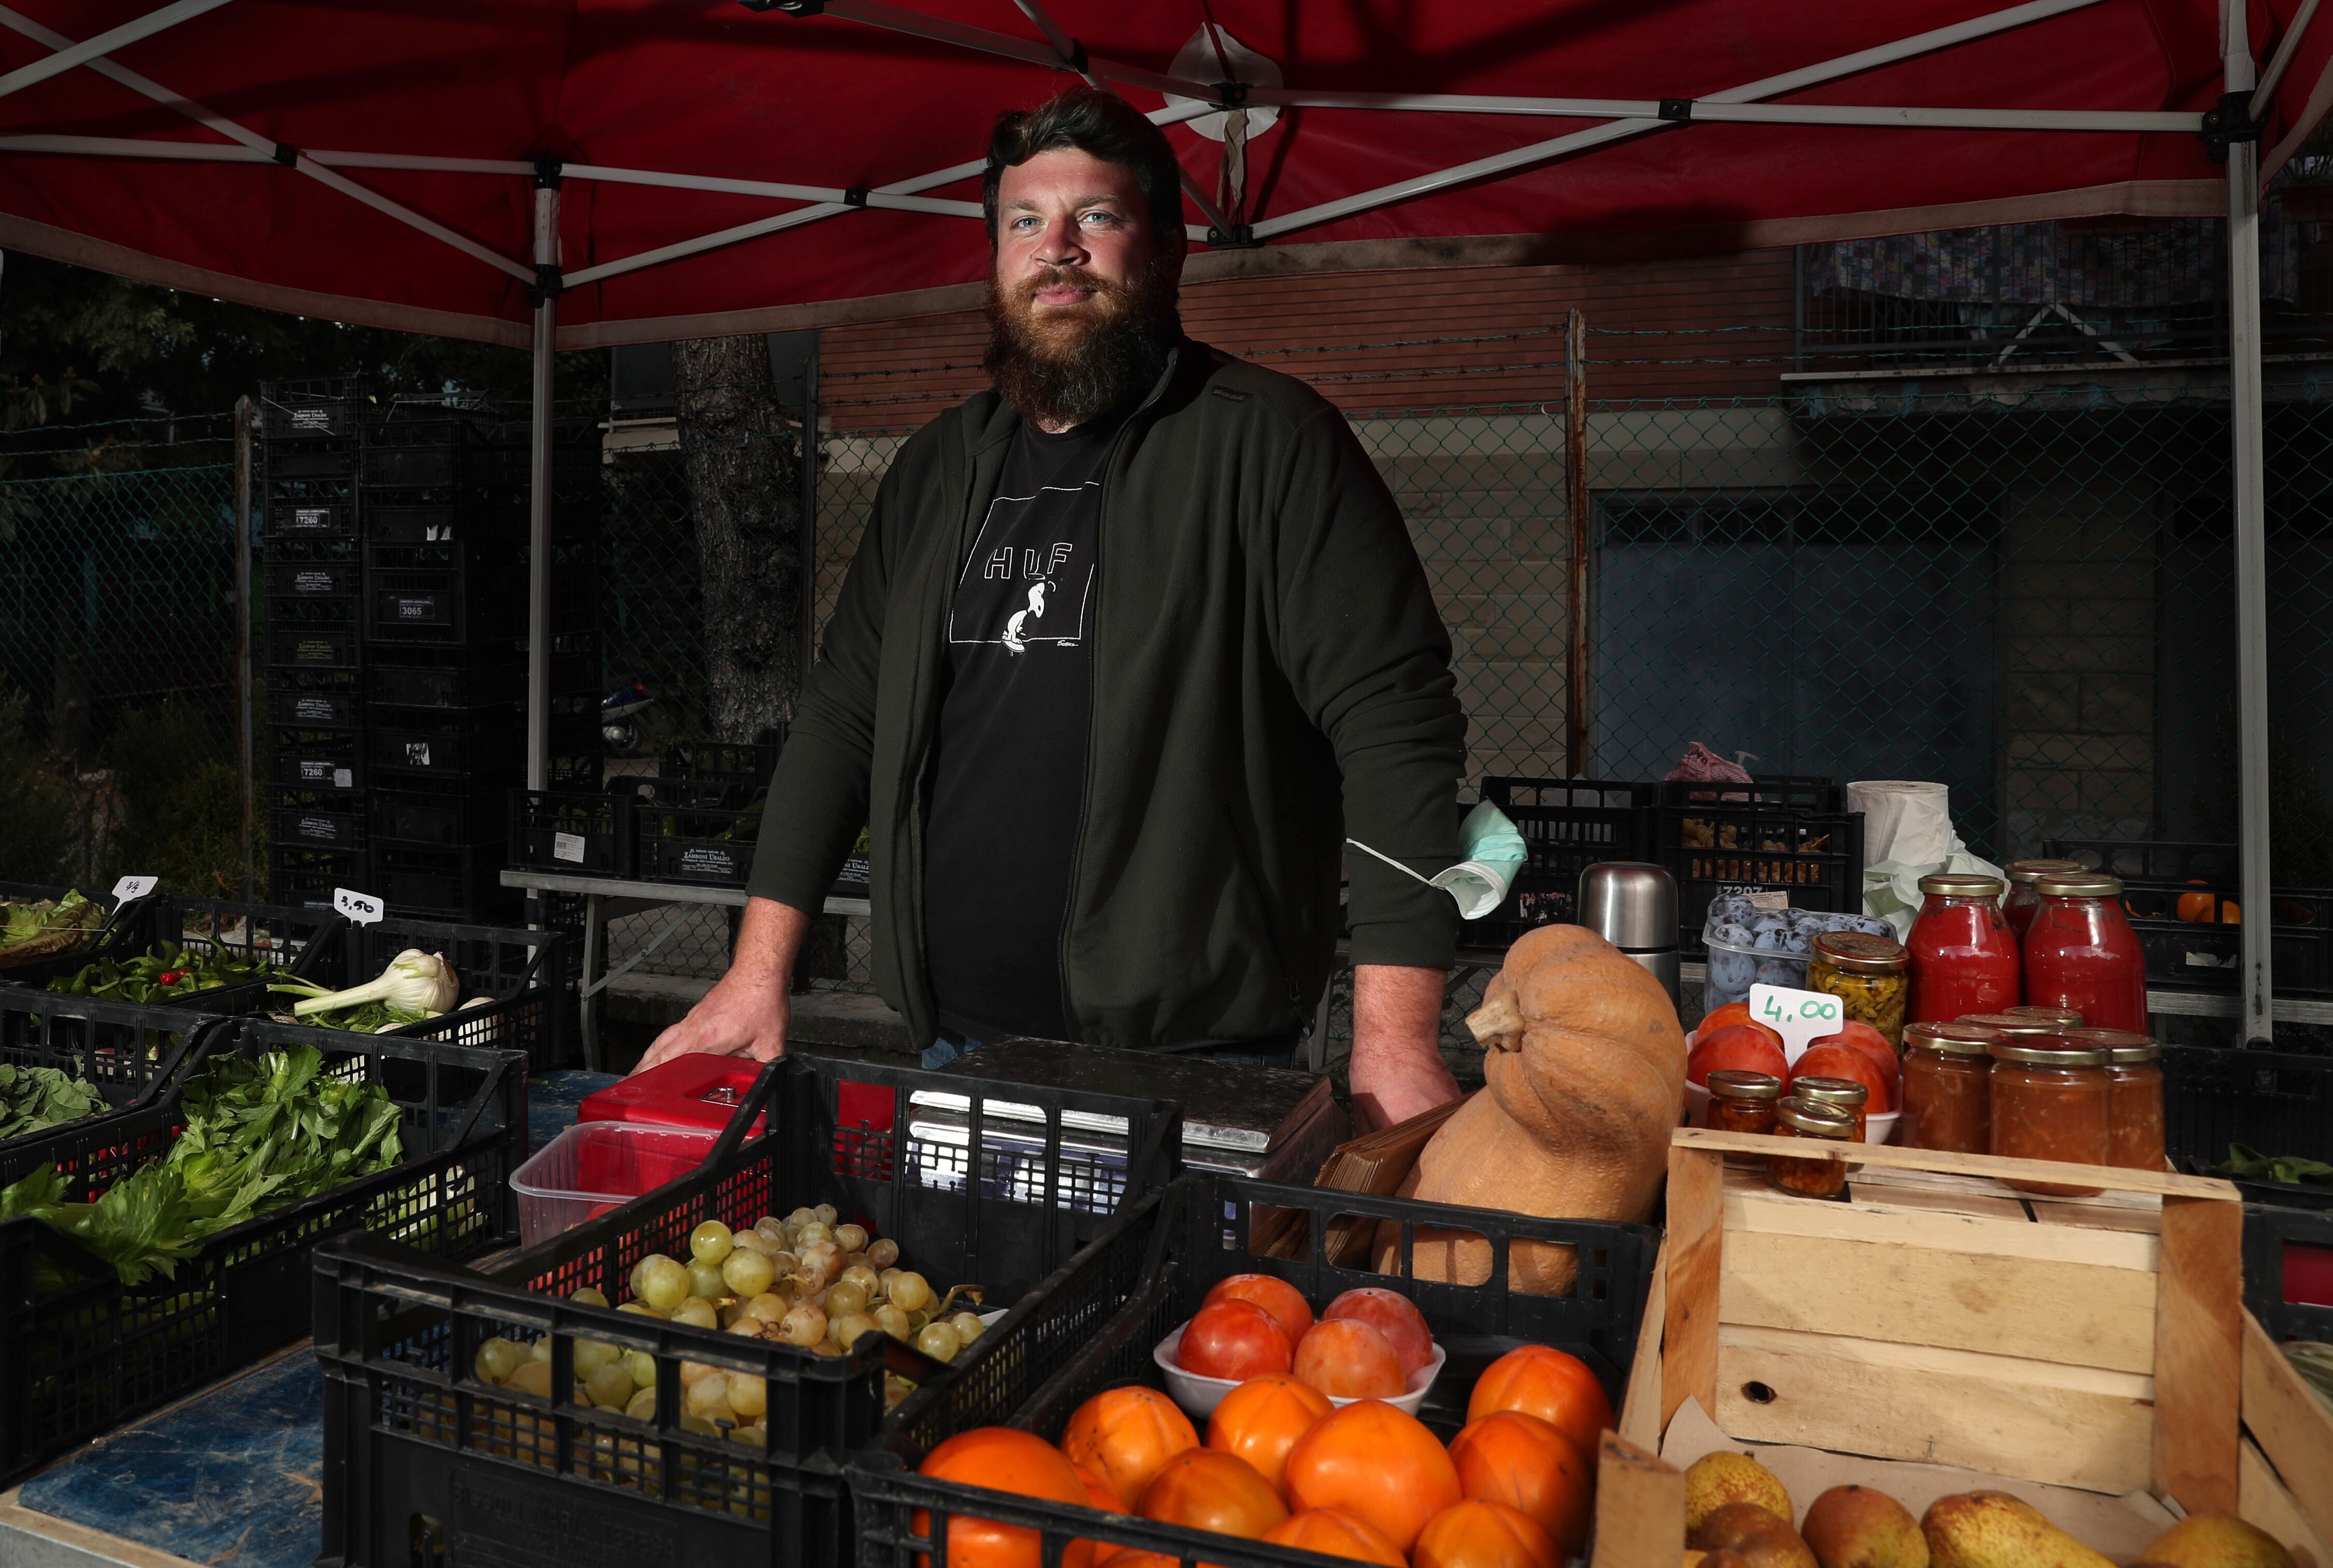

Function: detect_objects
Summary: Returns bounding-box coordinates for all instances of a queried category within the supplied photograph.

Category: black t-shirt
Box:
[921,409,1125,1039]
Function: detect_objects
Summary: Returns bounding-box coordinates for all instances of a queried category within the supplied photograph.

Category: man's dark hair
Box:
[982,87,1187,257]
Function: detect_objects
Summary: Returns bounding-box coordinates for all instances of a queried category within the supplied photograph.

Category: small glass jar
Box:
[1768,1097,1857,1197]
[1792,1076,1870,1142]
[1907,873,2022,1025]
[2061,1026,2165,1171]
[1999,1004,2084,1029]
[1900,1019,2001,1154]
[1957,1012,2070,1046]
[1707,1069,1786,1136]
[1806,932,1910,1050]
[1988,1040,2112,1196]
[2003,858,2086,941]
[2024,872,2149,1033]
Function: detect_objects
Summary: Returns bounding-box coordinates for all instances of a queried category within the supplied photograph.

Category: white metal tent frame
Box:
[0,0,2306,1036]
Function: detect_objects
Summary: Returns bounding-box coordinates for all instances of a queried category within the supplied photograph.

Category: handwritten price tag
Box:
[333,887,385,925]
[1749,982,1845,1063]
[110,875,158,903]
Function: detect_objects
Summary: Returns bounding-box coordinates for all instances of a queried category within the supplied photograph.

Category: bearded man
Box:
[638,86,1467,1128]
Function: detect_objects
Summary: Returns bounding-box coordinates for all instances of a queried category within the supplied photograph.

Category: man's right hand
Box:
[630,897,810,1075]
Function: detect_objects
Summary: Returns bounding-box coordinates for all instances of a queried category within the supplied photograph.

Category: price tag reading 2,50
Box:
[1749,982,1844,1065]
[333,887,386,925]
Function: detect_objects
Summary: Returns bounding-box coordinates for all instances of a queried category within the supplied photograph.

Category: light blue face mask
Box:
[1347,801,1528,921]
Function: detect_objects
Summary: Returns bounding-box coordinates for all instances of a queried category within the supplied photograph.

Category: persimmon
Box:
[1413,1500,1559,1568]
[1284,1400,1461,1552]
[1466,1346,1613,1462]
[1062,1386,1198,1508]
[1447,1411,1592,1555]
[1074,1464,1130,1515]
[1789,1043,1890,1114]
[1293,1319,1404,1399]
[1686,1025,1788,1088]
[1807,1020,1899,1098]
[1178,1300,1292,1381]
[1139,1449,1288,1538]
[1203,1274,1314,1345]
[1322,1287,1434,1377]
[1262,1509,1408,1566]
[1691,1004,1783,1053]
[913,1427,1092,1568]
[1205,1374,1331,1494]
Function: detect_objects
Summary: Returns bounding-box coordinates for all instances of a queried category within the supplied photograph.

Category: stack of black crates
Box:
[259,378,604,921]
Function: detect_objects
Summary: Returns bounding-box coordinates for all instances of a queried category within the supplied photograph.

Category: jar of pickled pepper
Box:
[1793,1076,1870,1141]
[1988,1039,2112,1196]
[1707,1070,1785,1136]
[1768,1097,1857,1198]
[1899,1019,2001,1155]
[2060,1026,2163,1171]
[1806,931,1910,1050]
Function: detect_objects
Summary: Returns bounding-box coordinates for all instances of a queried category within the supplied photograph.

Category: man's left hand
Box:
[1347,963,1463,1131]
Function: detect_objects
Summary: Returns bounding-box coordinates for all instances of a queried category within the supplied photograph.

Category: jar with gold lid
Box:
[1998,1004,2083,1029]
[2002,858,2086,940]
[1806,931,1909,1050]
[1900,1019,1999,1154]
[1768,1097,1856,1198]
[2059,1026,2163,1172]
[1706,1069,1785,1136]
[1988,1039,2111,1196]
[1792,1076,1870,1142]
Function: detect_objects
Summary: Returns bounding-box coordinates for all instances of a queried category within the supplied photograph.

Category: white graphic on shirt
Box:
[1001,582,1050,655]
[950,478,1096,649]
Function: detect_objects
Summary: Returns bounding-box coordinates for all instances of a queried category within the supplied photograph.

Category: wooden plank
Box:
[1725,1182,2159,1271]
[1590,1432,1685,1568]
[2152,1194,2244,1514]
[1723,1230,2158,1375]
[2242,1312,2333,1548]
[1662,1142,1724,1433]
[1675,1127,2237,1199]
[1712,1324,2155,1494]
[1618,1240,1667,1452]
[2240,1435,2333,1568]
[2024,1198,2168,1235]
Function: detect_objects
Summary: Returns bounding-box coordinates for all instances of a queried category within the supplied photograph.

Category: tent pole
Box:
[2226,0,2274,1043]
[528,178,558,798]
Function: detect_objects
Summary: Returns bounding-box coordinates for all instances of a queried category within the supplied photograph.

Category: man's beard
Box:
[984,260,1179,428]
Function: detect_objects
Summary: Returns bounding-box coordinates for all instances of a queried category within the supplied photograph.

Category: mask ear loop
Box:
[1345,839,1437,885]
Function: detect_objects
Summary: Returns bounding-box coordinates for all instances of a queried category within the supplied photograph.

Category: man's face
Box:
[992,148,1157,350]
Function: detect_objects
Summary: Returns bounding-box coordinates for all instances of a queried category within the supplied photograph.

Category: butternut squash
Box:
[1377,923,1686,1293]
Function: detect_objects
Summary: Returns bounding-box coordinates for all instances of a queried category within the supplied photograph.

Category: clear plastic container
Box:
[509,1120,721,1246]
[1703,935,1811,1008]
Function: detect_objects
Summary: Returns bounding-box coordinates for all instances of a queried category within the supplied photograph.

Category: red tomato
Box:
[1790,1043,1891,1114]
[1413,1500,1560,1568]
[1206,1373,1331,1494]
[1808,1019,1899,1097]
[1322,1287,1434,1377]
[1179,1301,1293,1381]
[1285,1401,1463,1552]
[913,1428,1093,1568]
[1203,1274,1314,1345]
[1294,1320,1405,1399]
[1262,1510,1409,1566]
[1447,1412,1592,1556]
[1686,1024,1789,1087]
[1465,1347,1613,1463]
[1139,1449,1289,1538]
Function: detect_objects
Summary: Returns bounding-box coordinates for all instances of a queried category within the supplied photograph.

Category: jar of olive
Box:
[1806,931,1909,1049]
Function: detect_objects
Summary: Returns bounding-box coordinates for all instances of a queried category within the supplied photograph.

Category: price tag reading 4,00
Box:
[1748,982,1844,1064]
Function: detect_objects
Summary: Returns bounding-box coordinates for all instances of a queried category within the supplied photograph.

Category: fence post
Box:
[1565,309,1591,777]
[234,393,255,905]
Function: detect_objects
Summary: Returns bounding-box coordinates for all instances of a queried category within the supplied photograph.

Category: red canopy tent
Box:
[0,0,2321,1027]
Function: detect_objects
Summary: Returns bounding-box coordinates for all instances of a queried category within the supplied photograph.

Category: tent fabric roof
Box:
[0,0,2325,346]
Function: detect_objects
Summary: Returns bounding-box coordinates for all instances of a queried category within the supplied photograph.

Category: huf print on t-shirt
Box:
[950,481,1097,656]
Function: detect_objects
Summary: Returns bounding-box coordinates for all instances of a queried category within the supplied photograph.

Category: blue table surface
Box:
[17,1069,619,1567]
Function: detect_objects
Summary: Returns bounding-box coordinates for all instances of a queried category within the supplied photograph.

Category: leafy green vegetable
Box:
[264,999,432,1033]
[0,891,103,968]
[47,940,273,1003]
[0,1064,106,1140]
[2218,1143,2333,1188]
[0,1043,405,1285]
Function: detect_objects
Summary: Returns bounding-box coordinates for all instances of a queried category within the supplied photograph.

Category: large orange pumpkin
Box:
[1447,1411,1593,1555]
[1202,1274,1315,1345]
[1205,1374,1331,1494]
[1466,1346,1613,1461]
[1262,1509,1408,1566]
[1413,1500,1560,1568]
[1292,1320,1404,1400]
[1283,1400,1461,1552]
[1062,1387,1198,1508]
[913,1428,1093,1568]
[1139,1449,1288,1537]
[1388,925,1686,1293]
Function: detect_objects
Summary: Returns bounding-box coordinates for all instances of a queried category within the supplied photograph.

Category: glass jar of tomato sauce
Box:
[1907,873,2021,1024]
[2023,871,2148,1033]
[1988,1039,2112,1196]
[2002,858,2085,941]
[1707,1070,1784,1136]
[1957,1011,2072,1046]
[2060,1026,2163,1171]
[1900,1019,2000,1154]
[1793,1076,1870,1141]
[1806,931,1910,1050]
[2000,1004,2083,1029]
[1768,1097,1857,1198]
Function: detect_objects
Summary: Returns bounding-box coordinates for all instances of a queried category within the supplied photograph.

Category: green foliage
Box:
[0,1065,106,1140]
[0,682,75,884]
[104,704,248,898]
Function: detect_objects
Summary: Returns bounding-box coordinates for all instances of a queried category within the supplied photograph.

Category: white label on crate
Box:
[300,759,330,781]
[294,569,333,594]
[1746,889,1791,912]
[397,596,435,620]
[333,767,353,789]
[296,697,334,722]
[292,507,328,529]
[291,407,331,432]
[1749,983,1846,1063]
[111,875,158,902]
[334,887,385,924]
[552,831,586,864]
[404,742,432,768]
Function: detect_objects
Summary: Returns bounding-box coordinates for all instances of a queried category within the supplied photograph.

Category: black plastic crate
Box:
[1654,774,1845,813]
[365,645,597,715]
[274,787,369,852]
[274,593,361,627]
[850,1170,1661,1568]
[260,534,358,566]
[662,734,784,792]
[371,783,513,850]
[266,499,357,541]
[510,788,635,876]
[2165,1044,2333,1206]
[2045,839,2333,996]
[270,844,369,911]
[0,991,232,1133]
[0,880,139,981]
[258,375,371,439]
[628,777,764,887]
[311,1052,1180,1568]
[364,560,594,646]
[270,686,360,728]
[2241,1202,2333,1348]
[266,559,361,600]
[370,711,596,782]
[273,725,364,792]
[265,439,359,480]
[365,497,601,546]
[0,1022,526,1485]
[370,844,518,924]
[323,919,565,1070]
[21,893,345,1022]
[268,623,362,672]
[1470,777,1654,943]
[1655,800,1864,949]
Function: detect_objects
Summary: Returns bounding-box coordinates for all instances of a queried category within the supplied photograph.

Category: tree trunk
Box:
[672,334,803,742]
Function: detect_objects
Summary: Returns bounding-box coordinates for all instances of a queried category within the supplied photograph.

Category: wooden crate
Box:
[1591,1129,2330,1568]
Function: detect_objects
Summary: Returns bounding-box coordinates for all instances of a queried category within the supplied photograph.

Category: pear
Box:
[1922,1492,2114,1568]
[1686,1451,1794,1534]
[1803,1485,1929,1568]
[1695,1502,1819,1568]
[2140,1514,2295,1568]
